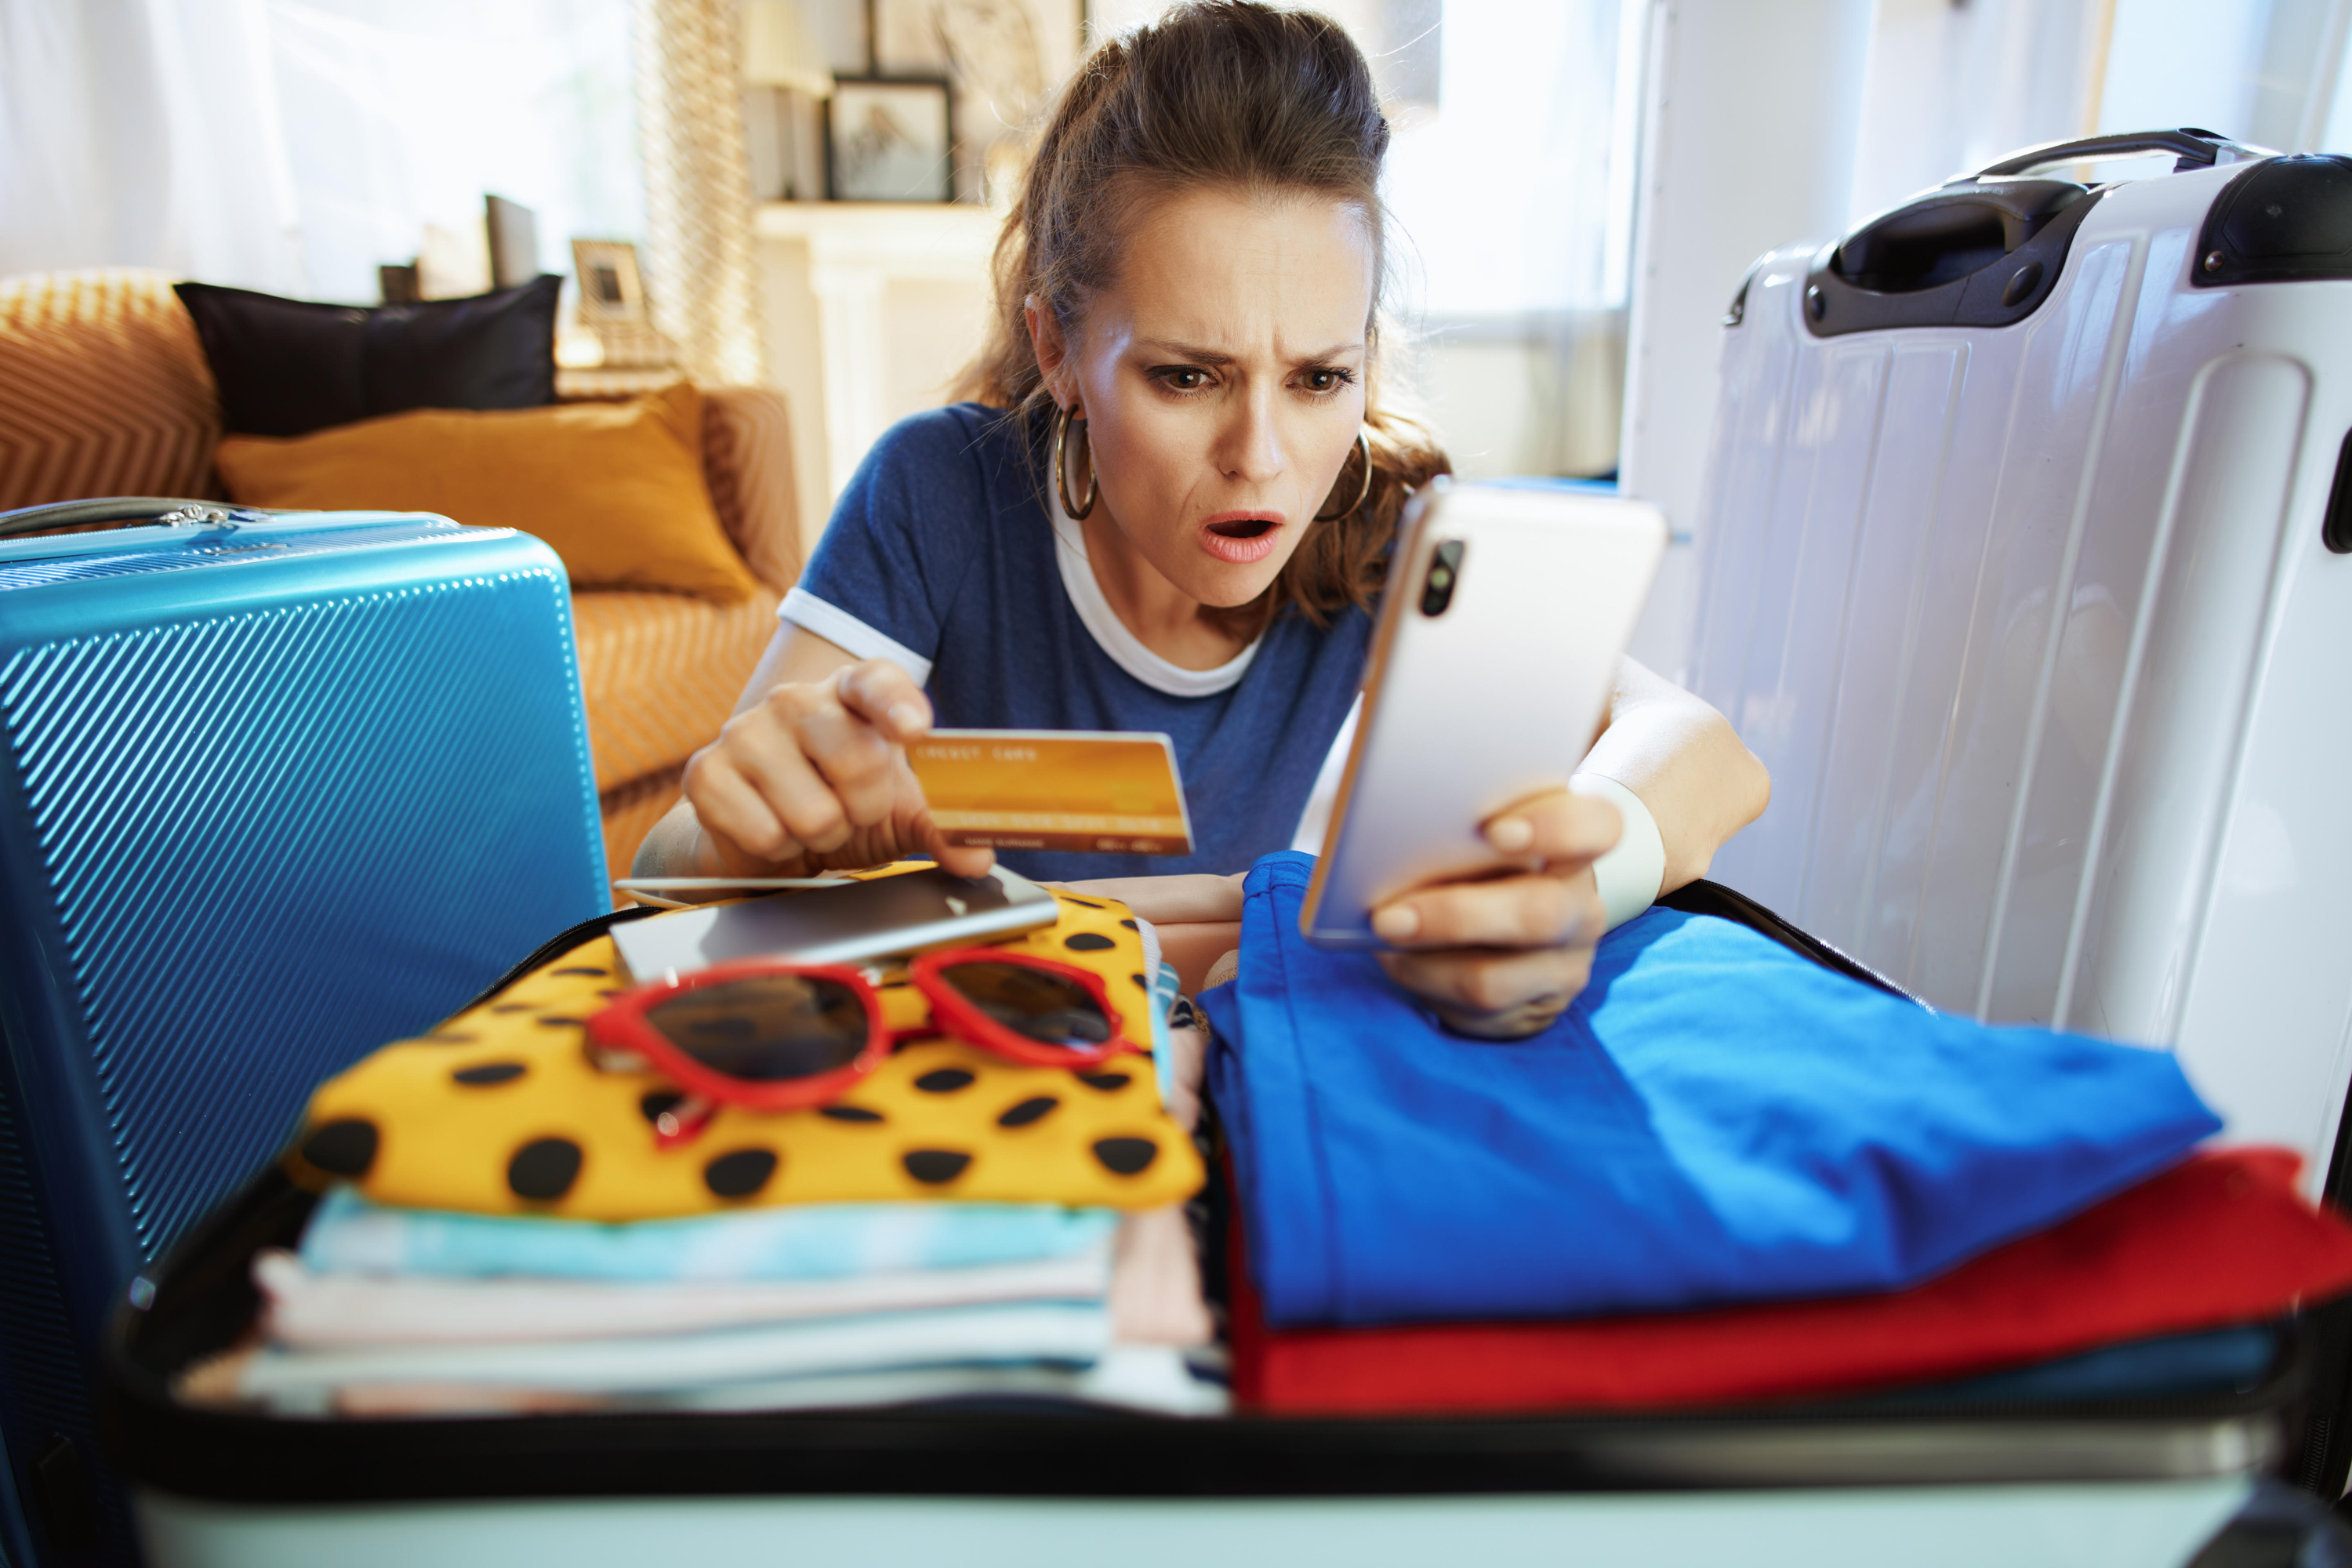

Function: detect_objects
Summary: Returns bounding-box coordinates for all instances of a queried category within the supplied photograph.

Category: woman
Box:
[637,1,1767,1037]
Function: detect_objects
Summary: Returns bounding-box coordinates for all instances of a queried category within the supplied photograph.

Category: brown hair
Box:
[952,0,1450,638]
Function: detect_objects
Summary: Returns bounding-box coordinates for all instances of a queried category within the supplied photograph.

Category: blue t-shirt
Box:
[786,404,1373,880]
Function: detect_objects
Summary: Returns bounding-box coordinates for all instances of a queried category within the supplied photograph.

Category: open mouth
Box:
[1198,511,1285,565]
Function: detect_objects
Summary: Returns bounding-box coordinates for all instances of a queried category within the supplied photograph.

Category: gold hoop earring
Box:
[1315,427,1374,522]
[1054,402,1098,520]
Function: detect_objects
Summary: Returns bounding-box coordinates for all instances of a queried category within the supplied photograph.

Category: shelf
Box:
[754,201,1001,272]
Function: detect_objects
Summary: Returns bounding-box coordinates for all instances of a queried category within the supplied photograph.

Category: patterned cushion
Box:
[699,386,801,593]
[0,270,223,510]
[575,588,782,793]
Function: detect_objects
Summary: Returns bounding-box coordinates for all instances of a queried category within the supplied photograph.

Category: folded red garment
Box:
[1230,1148,2352,1414]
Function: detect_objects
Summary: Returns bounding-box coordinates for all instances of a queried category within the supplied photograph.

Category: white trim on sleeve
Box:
[779,587,935,688]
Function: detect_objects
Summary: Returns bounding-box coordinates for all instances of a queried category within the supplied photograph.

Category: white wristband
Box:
[1568,773,1666,931]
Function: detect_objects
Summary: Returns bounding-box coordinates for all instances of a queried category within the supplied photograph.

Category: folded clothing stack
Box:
[1224,1147,2352,1412]
[216,1185,1220,1417]
[193,884,1222,1418]
[1201,852,2352,1414]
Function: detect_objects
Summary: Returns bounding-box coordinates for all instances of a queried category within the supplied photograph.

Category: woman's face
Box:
[1036,186,1376,609]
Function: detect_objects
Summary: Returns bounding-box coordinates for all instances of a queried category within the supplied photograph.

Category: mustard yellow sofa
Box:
[0,269,797,888]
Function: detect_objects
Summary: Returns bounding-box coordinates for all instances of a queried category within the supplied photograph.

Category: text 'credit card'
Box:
[908,730,1193,856]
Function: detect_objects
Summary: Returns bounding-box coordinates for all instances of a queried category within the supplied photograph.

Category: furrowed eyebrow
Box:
[1139,339,1236,366]
[1138,339,1366,366]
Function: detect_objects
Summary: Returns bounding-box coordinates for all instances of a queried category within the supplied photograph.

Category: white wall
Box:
[1846,0,2105,221]
[2101,0,2352,154]
[756,202,999,551]
[1615,0,1876,679]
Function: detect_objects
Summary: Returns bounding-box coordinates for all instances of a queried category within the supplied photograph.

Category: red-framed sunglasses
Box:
[586,948,1136,1148]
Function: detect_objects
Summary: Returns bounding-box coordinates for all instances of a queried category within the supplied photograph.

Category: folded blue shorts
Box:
[1200,853,2221,1329]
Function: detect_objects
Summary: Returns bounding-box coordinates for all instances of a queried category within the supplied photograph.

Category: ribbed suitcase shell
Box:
[0,510,605,1566]
[1690,153,2352,1197]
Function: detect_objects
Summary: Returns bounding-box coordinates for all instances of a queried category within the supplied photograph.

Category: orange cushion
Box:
[215,383,760,603]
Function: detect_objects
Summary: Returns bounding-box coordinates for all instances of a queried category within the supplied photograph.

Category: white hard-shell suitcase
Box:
[1689,129,2352,1193]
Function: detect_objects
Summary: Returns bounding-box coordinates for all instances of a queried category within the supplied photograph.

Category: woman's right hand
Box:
[677,656,994,879]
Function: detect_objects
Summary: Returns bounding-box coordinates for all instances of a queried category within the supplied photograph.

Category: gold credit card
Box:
[907,729,1193,856]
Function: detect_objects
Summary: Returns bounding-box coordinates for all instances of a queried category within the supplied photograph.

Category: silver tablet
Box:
[610,865,1058,982]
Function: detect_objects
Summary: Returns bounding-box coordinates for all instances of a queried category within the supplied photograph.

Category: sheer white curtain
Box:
[263,0,641,303]
[0,0,639,302]
[0,0,306,289]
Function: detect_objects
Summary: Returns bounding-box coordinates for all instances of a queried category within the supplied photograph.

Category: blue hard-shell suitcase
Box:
[0,499,608,1566]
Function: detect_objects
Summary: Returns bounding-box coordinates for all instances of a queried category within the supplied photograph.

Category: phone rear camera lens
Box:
[1420,539,1465,616]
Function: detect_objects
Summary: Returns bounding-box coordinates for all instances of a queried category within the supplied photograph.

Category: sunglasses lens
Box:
[938,961,1112,1051]
[644,975,871,1082]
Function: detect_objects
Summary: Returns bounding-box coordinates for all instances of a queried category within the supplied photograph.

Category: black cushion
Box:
[174,275,562,437]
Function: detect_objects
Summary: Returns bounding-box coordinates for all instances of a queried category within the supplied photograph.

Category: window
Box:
[264,0,643,303]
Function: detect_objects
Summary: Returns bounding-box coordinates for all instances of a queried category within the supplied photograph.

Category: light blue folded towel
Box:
[299,1185,1120,1283]
[1149,956,1181,1105]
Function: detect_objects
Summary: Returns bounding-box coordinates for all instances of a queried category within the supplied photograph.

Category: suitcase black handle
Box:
[1835,179,2086,293]
[1973,127,2262,178]
[0,497,278,542]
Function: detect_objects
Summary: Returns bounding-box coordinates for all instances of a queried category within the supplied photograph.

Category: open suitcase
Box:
[93,883,2352,1568]
[0,500,609,1566]
[1686,127,2352,1508]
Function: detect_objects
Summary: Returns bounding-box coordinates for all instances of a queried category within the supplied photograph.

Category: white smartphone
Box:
[1299,481,1668,949]
[610,865,1059,982]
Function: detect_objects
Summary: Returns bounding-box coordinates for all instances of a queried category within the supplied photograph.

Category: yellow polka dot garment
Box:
[285,873,1203,1219]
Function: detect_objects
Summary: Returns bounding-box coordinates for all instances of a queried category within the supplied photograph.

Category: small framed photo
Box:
[826,77,955,204]
[874,0,1083,201]
[571,240,648,325]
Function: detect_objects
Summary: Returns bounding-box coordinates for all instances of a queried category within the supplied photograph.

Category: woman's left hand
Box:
[1368,789,1624,1040]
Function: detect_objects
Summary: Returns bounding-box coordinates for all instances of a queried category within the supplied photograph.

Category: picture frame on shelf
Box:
[378,263,421,306]
[486,195,541,289]
[571,239,648,325]
[873,0,1083,203]
[825,76,956,203]
[570,239,673,368]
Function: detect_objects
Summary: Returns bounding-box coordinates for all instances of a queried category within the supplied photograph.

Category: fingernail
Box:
[1373,905,1420,941]
[1488,817,1534,853]
[887,702,925,734]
